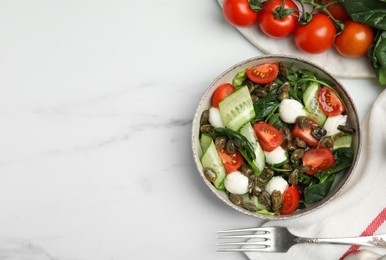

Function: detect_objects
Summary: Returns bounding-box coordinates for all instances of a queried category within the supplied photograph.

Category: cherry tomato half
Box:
[280,185,300,215]
[258,0,299,38]
[294,14,337,54]
[253,122,283,152]
[212,83,235,108]
[291,119,319,147]
[302,147,335,175]
[223,0,259,27]
[246,63,279,84]
[334,20,374,58]
[217,148,244,174]
[317,86,345,116]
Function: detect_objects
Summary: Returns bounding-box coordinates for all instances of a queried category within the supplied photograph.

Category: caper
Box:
[299,165,311,173]
[200,110,209,126]
[271,190,282,215]
[200,124,213,134]
[282,139,296,151]
[226,139,236,154]
[296,116,311,130]
[294,137,307,148]
[279,62,289,77]
[242,202,258,212]
[247,81,255,93]
[282,163,293,172]
[250,183,263,196]
[241,164,254,177]
[234,138,243,149]
[311,125,327,140]
[229,193,243,206]
[204,168,217,182]
[277,82,290,94]
[277,91,289,101]
[337,125,355,134]
[260,167,274,180]
[291,148,304,162]
[319,136,334,148]
[215,136,227,150]
[264,82,278,92]
[258,191,272,210]
[288,169,299,185]
[251,94,259,103]
[254,89,268,98]
[280,127,292,140]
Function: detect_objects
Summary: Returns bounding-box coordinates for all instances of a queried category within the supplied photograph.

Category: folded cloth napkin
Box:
[246,89,386,260]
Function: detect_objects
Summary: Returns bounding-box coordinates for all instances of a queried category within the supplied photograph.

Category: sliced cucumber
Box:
[264,146,288,166]
[200,133,212,154]
[303,82,327,126]
[219,86,255,131]
[200,138,227,190]
[239,123,265,174]
[333,134,352,150]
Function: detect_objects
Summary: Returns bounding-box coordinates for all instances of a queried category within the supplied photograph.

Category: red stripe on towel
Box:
[340,207,386,259]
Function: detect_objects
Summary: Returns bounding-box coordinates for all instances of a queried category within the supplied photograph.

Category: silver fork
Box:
[216,227,386,252]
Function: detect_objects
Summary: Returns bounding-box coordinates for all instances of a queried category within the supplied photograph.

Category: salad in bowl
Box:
[192,55,361,219]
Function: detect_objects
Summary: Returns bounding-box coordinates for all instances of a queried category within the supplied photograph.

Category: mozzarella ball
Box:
[208,107,225,128]
[265,176,288,195]
[224,171,249,195]
[323,114,347,136]
[279,99,307,124]
[264,146,288,165]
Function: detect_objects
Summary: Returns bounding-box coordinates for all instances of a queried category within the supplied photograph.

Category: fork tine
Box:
[216,227,272,252]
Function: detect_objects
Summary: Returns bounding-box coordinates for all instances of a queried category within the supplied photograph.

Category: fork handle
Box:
[296,234,386,248]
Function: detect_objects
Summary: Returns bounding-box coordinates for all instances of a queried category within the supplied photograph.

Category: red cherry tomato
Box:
[280,185,300,215]
[291,119,319,147]
[302,147,335,175]
[325,1,350,21]
[223,0,259,27]
[246,63,279,84]
[258,0,299,38]
[334,20,374,58]
[252,122,283,152]
[212,83,235,108]
[317,86,345,116]
[217,148,244,174]
[294,14,337,54]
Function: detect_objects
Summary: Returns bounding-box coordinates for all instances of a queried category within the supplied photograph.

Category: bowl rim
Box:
[191,54,362,220]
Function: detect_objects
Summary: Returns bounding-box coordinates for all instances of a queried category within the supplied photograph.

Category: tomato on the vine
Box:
[334,20,374,58]
[325,1,350,22]
[280,185,300,215]
[317,86,345,116]
[253,122,283,152]
[212,83,235,108]
[302,147,335,175]
[246,63,279,84]
[257,0,299,38]
[223,0,259,27]
[294,14,337,54]
[217,148,244,174]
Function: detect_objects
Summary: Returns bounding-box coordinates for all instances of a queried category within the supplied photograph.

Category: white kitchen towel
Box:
[246,89,386,260]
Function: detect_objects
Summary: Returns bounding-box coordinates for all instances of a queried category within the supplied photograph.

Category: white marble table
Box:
[0,0,384,259]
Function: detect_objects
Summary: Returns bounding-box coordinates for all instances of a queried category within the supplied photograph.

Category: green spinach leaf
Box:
[304,175,335,203]
[369,30,386,85]
[343,0,386,30]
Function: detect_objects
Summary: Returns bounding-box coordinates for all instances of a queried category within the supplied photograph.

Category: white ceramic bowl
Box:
[191,55,361,220]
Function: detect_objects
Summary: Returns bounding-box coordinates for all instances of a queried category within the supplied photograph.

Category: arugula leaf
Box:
[343,0,386,30]
[232,69,248,87]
